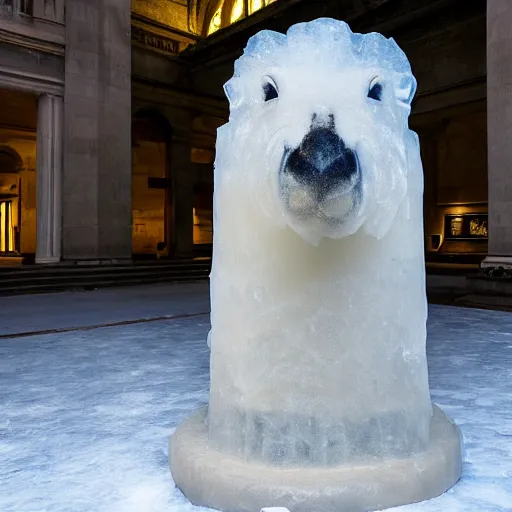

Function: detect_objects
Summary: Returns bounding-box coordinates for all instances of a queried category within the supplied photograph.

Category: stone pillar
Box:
[171,138,194,258]
[35,94,63,264]
[62,0,132,262]
[482,1,512,268]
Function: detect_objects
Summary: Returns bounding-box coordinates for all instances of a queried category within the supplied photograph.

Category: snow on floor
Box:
[0,295,511,512]
[0,282,210,336]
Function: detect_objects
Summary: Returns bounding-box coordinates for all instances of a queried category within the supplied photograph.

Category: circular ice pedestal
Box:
[170,405,462,512]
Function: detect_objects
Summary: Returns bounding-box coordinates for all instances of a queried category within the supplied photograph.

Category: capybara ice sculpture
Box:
[170,18,462,512]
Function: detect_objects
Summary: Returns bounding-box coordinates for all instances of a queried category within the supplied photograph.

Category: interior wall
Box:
[191,114,221,246]
[414,101,488,256]
[132,112,170,255]
[391,5,487,258]
[192,164,213,245]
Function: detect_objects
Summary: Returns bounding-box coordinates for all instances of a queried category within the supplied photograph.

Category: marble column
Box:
[482,1,512,268]
[35,94,63,264]
[62,0,132,261]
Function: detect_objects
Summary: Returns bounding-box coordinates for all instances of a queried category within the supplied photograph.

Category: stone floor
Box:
[0,283,511,512]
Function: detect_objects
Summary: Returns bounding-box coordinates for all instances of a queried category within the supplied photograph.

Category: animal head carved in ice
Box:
[222,18,419,245]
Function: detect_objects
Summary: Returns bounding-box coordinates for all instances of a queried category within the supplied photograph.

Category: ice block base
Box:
[170,405,462,512]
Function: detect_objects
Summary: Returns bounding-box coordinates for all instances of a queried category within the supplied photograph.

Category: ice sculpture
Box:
[170,18,462,512]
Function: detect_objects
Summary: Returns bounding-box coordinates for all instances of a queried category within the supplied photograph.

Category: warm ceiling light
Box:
[249,0,264,15]
[207,1,224,35]
[230,0,244,23]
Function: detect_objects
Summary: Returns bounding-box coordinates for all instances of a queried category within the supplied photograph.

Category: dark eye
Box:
[368,77,383,101]
[263,77,278,102]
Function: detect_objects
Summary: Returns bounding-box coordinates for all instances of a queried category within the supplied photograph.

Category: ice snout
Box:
[283,175,359,221]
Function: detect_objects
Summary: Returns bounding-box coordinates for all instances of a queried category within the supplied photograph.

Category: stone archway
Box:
[131,109,173,258]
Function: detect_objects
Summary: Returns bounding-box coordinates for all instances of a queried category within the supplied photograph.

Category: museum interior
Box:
[0,0,494,276]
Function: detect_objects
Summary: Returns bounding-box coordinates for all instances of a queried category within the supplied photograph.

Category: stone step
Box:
[454,294,512,312]
[0,262,210,279]
[0,258,210,274]
[0,267,209,283]
[0,259,212,296]
[0,274,208,296]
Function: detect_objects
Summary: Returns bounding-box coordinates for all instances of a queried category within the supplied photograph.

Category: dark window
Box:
[19,0,33,15]
[0,0,13,17]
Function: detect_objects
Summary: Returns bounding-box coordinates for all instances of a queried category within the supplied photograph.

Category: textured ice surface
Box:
[0,287,510,511]
[208,18,432,467]
[222,18,417,243]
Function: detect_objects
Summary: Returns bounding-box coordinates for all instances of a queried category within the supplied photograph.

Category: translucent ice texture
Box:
[208,18,432,467]
[222,17,418,244]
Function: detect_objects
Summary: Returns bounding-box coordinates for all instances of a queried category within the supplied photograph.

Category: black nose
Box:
[283,127,358,195]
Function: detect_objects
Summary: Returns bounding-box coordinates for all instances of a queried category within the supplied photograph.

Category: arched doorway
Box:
[131,110,172,258]
[0,147,22,254]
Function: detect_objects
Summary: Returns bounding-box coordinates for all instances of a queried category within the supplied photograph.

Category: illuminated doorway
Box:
[131,110,172,257]
[0,147,22,255]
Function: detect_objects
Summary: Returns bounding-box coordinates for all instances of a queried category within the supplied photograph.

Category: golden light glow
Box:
[0,202,4,252]
[0,201,14,253]
[8,206,14,252]
[230,0,244,23]
[470,218,488,237]
[249,0,264,15]
[450,206,470,215]
[208,0,279,36]
[207,1,224,35]
[450,217,463,237]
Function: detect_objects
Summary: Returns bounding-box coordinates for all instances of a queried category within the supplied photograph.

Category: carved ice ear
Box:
[223,79,236,104]
[396,74,417,107]
[224,29,286,112]
[223,77,243,110]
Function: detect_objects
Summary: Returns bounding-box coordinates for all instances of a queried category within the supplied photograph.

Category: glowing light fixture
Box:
[249,0,264,14]
[208,0,279,36]
[207,1,224,35]
[230,0,244,23]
